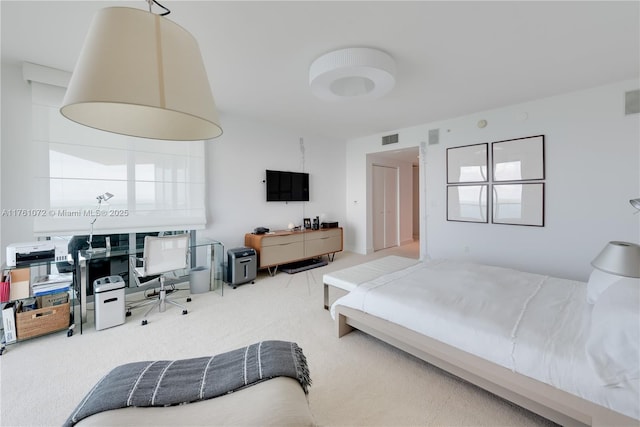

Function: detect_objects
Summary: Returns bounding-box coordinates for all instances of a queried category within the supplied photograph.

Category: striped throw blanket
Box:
[64,341,311,426]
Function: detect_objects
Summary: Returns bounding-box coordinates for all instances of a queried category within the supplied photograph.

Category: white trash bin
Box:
[94,275,125,331]
[189,266,211,294]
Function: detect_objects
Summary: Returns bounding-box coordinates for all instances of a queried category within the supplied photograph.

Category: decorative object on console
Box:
[87,192,113,254]
[60,2,222,141]
[309,47,396,101]
[303,218,311,229]
[312,216,320,230]
[591,241,640,278]
[321,221,339,229]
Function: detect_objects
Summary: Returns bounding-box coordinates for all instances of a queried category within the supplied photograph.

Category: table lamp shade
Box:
[591,241,640,278]
[61,7,222,141]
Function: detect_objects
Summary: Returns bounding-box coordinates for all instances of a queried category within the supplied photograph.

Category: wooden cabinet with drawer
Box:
[245,227,343,274]
[304,228,342,258]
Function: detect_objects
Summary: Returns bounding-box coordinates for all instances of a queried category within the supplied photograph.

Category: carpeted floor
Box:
[0,242,556,426]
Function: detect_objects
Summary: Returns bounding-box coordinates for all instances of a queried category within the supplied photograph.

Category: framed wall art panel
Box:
[492,183,544,226]
[447,143,488,184]
[492,135,544,182]
[447,185,488,223]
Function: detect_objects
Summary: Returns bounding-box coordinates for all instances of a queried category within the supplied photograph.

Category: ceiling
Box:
[2,1,639,143]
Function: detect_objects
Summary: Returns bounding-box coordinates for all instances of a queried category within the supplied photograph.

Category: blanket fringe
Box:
[293,343,312,394]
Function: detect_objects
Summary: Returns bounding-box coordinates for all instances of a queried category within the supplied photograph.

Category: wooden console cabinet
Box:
[245,227,343,273]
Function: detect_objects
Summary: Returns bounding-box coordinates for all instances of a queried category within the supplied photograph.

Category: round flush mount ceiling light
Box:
[309,47,396,101]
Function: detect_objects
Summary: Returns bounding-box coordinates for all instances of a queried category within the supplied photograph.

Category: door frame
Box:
[366,147,422,255]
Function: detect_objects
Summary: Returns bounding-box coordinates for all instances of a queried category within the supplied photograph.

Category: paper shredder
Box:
[93,275,125,331]
[226,247,257,288]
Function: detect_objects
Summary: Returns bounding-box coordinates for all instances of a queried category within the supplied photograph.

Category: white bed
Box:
[326,258,640,426]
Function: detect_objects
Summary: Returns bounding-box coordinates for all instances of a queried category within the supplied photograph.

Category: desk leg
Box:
[76,258,87,333]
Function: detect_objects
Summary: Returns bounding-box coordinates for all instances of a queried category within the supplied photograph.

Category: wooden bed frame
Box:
[334,304,638,427]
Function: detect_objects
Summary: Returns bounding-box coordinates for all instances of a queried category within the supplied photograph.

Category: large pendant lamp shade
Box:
[61,7,222,141]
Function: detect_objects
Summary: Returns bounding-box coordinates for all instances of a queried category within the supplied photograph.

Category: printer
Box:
[6,241,56,267]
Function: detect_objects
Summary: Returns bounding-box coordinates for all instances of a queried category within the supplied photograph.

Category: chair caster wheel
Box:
[141,320,148,325]
[186,297,192,302]
[67,329,73,337]
[126,311,132,317]
[182,310,188,315]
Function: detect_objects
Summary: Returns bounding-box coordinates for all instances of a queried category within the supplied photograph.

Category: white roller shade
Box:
[27,69,206,237]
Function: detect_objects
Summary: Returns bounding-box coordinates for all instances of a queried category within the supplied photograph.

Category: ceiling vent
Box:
[625,89,639,115]
[382,133,399,145]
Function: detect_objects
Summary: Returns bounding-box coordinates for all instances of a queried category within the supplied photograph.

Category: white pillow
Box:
[586,278,640,386]
[586,269,624,304]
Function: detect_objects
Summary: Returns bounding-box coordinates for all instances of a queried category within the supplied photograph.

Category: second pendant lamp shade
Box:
[61,7,222,141]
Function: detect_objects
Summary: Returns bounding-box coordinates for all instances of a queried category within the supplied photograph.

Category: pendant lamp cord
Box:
[147,0,170,16]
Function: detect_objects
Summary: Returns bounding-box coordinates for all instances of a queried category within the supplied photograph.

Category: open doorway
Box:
[368,147,420,254]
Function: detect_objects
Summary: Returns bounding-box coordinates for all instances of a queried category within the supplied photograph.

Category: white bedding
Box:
[323,255,419,292]
[331,259,640,420]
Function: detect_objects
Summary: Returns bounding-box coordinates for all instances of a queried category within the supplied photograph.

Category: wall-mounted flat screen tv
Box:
[266,170,309,202]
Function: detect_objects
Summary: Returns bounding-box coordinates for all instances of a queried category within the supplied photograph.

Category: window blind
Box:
[28,75,206,237]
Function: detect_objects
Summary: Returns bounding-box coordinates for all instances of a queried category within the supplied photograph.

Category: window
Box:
[28,74,206,237]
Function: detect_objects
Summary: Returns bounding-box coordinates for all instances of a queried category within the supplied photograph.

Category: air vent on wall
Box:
[382,133,399,145]
[428,128,440,145]
[625,89,640,115]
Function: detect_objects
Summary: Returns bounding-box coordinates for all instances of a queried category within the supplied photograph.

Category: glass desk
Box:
[76,237,224,334]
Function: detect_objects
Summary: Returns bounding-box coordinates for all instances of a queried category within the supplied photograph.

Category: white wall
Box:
[0,62,347,264]
[202,113,346,250]
[346,80,640,281]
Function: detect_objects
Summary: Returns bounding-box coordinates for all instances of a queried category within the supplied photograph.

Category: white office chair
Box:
[130,234,190,325]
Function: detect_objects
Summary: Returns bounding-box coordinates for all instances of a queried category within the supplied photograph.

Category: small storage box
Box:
[37,292,69,308]
[16,301,70,340]
[94,276,125,331]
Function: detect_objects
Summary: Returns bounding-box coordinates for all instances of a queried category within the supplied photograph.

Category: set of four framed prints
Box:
[446,134,545,226]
